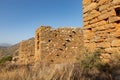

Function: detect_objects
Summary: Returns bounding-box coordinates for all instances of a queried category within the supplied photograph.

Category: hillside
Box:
[0,37,35,59]
[0,43,20,58]
[0,47,7,57]
[0,43,12,47]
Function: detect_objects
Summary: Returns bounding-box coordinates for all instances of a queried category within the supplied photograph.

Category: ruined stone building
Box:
[83,0,120,51]
[35,26,83,63]
[83,0,120,62]
[16,38,35,64]
[17,0,120,64]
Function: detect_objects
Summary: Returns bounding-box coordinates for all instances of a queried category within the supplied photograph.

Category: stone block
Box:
[83,13,89,18]
[84,42,96,52]
[109,16,120,23]
[84,10,100,21]
[96,20,107,26]
[112,0,120,5]
[84,21,89,26]
[82,0,91,6]
[98,10,116,21]
[84,33,94,40]
[97,42,110,48]
[101,53,111,59]
[112,28,120,38]
[84,40,90,43]
[94,36,105,43]
[98,0,110,6]
[83,3,97,13]
[94,23,116,31]
[105,48,120,53]
[89,18,98,24]
[83,29,94,40]
[111,39,120,47]
[99,4,111,11]
[83,24,95,30]
[101,58,111,63]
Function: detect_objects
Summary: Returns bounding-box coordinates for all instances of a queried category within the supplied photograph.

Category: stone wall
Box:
[18,38,35,64]
[35,26,83,63]
[83,0,120,62]
[15,0,120,64]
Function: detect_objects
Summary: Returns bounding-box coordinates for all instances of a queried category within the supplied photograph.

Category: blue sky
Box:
[0,0,83,44]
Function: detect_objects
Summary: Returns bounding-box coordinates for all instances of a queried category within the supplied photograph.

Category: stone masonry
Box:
[35,26,83,63]
[83,0,120,62]
[16,0,120,64]
[18,38,35,64]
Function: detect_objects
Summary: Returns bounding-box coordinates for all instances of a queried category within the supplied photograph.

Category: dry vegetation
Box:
[0,43,20,59]
[0,64,34,80]
[0,49,120,80]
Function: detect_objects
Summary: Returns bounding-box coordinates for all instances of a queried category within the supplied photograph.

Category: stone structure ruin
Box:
[16,0,120,64]
[17,38,35,64]
[83,0,120,51]
[35,26,83,63]
[83,0,120,62]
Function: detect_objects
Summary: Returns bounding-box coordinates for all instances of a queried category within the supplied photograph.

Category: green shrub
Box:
[80,49,101,70]
[0,56,12,64]
[77,49,120,80]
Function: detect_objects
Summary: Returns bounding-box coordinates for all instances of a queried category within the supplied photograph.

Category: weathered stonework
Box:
[83,0,120,62]
[18,38,35,64]
[35,26,83,63]
[16,0,120,64]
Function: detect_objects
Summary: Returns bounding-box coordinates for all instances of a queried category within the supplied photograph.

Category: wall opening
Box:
[115,20,120,24]
[37,33,40,50]
[115,7,120,16]
[88,28,92,31]
[37,41,39,49]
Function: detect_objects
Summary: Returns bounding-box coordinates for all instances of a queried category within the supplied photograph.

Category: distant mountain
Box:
[0,43,12,47]
[0,37,35,58]
[0,43,20,58]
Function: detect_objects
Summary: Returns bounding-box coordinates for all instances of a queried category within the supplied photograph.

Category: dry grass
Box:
[0,63,76,80]
[0,49,120,80]
[0,64,32,80]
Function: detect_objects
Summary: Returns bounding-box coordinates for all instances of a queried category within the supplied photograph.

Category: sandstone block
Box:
[109,16,120,23]
[84,21,89,26]
[111,39,120,47]
[93,22,108,31]
[83,29,94,40]
[84,40,90,43]
[112,0,120,5]
[105,48,120,53]
[112,28,120,38]
[83,3,97,13]
[99,4,110,11]
[96,20,107,26]
[94,26,106,31]
[89,18,98,24]
[98,10,116,20]
[97,42,110,48]
[87,21,106,31]
[94,37,105,43]
[98,0,110,6]
[82,0,91,6]
[84,43,96,52]
[94,23,116,31]
[84,10,100,21]
[84,34,94,40]
[83,24,93,30]
[101,53,111,59]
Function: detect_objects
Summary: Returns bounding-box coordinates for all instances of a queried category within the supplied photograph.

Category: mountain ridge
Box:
[0,43,12,47]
